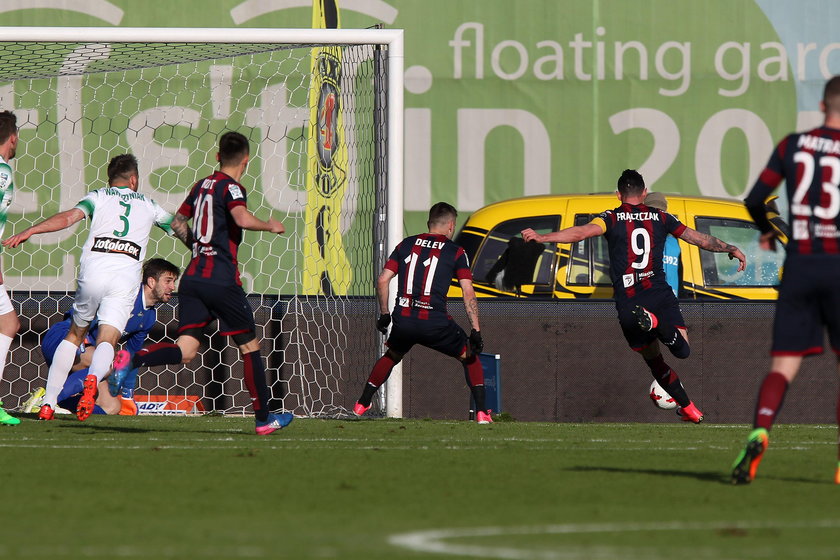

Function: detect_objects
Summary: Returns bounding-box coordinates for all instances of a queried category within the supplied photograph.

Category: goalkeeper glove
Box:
[376,313,391,335]
[469,329,483,355]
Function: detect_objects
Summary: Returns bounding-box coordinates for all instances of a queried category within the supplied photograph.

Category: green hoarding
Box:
[0,0,835,291]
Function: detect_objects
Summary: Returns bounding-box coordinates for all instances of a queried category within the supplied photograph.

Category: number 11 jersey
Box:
[386,232,473,323]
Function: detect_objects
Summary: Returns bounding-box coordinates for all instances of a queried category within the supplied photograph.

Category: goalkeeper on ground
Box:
[23,258,179,415]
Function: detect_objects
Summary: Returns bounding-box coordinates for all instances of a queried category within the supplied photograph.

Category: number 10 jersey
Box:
[177,171,248,286]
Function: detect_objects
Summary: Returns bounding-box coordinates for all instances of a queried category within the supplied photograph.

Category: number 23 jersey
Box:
[75,186,173,278]
[746,125,840,255]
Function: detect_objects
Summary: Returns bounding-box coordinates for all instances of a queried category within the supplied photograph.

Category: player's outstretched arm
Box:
[678,227,747,271]
[171,213,194,249]
[522,223,603,244]
[230,205,285,234]
[2,208,85,248]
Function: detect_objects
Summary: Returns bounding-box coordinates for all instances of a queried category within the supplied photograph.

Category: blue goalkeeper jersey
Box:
[43,288,157,363]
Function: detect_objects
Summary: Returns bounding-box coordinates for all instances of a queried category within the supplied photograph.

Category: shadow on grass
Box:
[566,465,827,485]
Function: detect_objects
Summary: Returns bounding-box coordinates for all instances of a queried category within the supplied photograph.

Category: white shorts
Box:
[73,273,138,332]
[0,285,13,315]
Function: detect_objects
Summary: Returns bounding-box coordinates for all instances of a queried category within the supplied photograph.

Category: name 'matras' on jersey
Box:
[386,233,472,322]
[594,203,686,299]
[748,126,840,255]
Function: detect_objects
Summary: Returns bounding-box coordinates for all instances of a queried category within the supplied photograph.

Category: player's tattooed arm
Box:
[465,295,480,331]
[459,278,481,331]
[679,227,747,272]
[679,227,736,253]
[171,213,194,250]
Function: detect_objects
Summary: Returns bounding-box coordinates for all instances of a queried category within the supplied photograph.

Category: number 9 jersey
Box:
[589,203,686,300]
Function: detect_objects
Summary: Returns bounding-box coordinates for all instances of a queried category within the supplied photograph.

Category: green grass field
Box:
[1,415,838,559]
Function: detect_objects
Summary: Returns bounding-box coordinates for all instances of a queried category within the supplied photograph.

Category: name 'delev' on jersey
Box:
[753,126,840,255]
[76,186,173,277]
[386,233,472,321]
[594,203,686,299]
[178,171,247,285]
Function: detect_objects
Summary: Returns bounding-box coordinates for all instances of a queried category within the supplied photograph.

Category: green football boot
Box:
[0,402,20,426]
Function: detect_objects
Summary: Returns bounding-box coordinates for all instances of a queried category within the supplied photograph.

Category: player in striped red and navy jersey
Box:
[353,202,491,423]
[523,170,746,424]
[109,131,293,436]
[735,75,840,484]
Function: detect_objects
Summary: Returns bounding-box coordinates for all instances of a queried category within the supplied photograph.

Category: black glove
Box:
[469,329,483,355]
[376,313,391,335]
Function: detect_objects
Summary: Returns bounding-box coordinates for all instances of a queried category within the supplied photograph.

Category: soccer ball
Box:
[649,380,677,410]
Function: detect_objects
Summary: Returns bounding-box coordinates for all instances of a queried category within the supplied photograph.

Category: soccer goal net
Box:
[0,27,404,418]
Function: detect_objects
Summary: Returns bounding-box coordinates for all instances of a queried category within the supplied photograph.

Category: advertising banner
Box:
[0,0,836,288]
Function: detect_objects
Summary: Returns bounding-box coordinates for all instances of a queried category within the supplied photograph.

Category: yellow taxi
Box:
[448,193,787,300]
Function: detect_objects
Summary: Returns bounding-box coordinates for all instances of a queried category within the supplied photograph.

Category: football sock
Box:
[660,328,690,359]
[463,354,484,386]
[644,353,690,407]
[133,343,182,368]
[44,339,78,407]
[358,353,398,406]
[0,333,12,383]
[242,351,271,423]
[463,355,488,411]
[464,356,487,411]
[358,383,378,407]
[470,384,487,413]
[753,371,789,431]
[88,341,114,383]
[57,369,88,402]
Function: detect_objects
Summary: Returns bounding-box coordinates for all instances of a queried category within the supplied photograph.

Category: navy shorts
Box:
[386,316,468,358]
[177,278,256,341]
[615,285,686,351]
[771,255,840,355]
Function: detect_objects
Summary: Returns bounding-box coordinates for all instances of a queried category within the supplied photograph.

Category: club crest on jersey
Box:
[91,236,141,260]
[228,184,243,200]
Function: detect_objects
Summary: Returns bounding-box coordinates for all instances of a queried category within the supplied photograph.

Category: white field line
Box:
[389,519,840,560]
[0,440,832,452]
[0,544,266,558]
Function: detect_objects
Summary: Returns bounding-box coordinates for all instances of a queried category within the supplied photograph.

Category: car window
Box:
[695,217,783,287]
[473,215,560,287]
[567,214,611,286]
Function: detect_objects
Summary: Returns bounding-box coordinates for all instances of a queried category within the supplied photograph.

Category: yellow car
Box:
[449,193,787,300]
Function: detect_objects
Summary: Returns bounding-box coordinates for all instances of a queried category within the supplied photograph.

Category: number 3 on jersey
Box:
[112,200,131,237]
[404,253,439,296]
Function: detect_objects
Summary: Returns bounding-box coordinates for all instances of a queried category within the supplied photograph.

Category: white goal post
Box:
[0,26,404,419]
